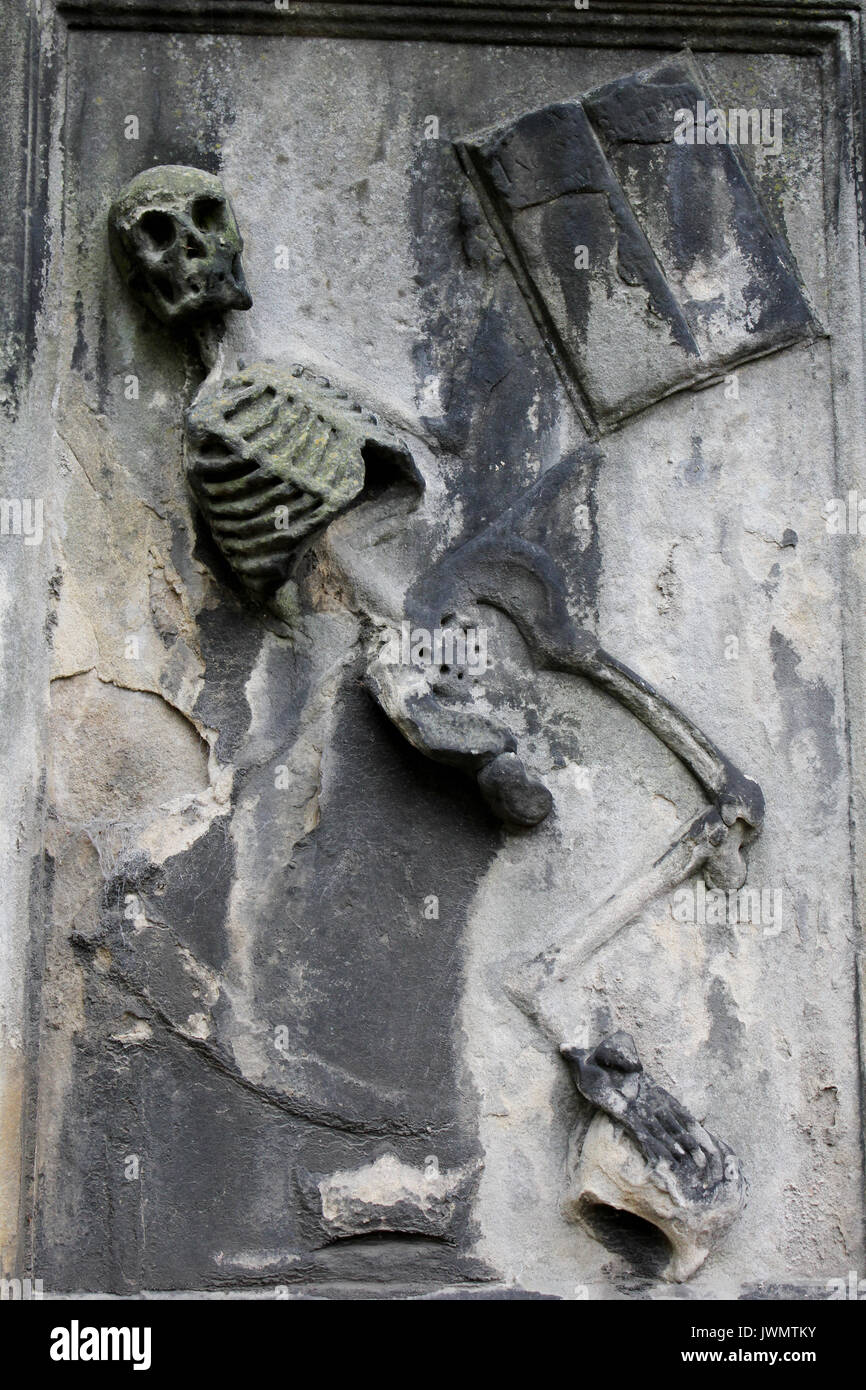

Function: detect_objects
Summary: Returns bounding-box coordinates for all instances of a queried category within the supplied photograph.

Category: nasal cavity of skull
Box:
[184,232,208,261]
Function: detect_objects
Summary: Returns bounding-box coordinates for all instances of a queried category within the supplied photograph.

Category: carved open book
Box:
[457,53,821,434]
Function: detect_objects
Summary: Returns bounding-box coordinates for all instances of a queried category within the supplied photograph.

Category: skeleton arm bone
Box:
[409,528,763,832]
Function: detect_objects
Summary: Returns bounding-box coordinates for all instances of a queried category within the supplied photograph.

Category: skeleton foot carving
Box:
[561,1033,745,1282]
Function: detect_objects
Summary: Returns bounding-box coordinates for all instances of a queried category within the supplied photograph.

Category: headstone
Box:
[1,0,864,1301]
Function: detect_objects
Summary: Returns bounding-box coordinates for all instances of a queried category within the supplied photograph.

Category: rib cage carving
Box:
[185,363,418,597]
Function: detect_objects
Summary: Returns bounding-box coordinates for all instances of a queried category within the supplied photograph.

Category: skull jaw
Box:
[134,257,252,328]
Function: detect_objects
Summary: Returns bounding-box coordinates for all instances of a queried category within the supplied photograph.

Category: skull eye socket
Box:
[137,210,177,249]
[191,196,227,233]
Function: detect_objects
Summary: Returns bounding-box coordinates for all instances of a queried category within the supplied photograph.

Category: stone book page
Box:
[457,52,819,431]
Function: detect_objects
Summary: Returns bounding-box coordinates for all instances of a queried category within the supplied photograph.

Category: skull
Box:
[108,165,252,327]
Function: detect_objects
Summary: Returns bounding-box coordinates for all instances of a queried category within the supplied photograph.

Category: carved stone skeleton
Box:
[106,162,765,1275]
[108,167,762,834]
[184,362,421,602]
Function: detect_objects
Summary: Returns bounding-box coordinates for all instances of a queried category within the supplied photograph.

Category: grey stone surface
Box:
[457,53,818,432]
[1,1,865,1302]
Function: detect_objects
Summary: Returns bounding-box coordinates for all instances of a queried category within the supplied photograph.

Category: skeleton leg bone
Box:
[368,623,762,1040]
[506,810,751,1046]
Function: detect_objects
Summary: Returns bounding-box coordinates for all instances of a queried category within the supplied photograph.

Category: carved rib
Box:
[184,361,417,597]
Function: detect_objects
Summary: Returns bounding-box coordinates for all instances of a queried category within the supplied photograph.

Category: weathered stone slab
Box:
[1,2,864,1307]
[458,53,819,431]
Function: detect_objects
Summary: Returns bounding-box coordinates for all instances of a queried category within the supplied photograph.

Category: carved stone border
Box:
[2,0,865,1289]
[50,0,866,49]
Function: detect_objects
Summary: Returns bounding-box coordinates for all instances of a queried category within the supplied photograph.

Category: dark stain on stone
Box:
[241,669,500,1144]
[1,2,53,416]
[192,599,264,762]
[407,131,563,543]
[680,435,706,485]
[140,815,235,975]
[769,626,841,794]
[705,974,746,1069]
[71,290,89,377]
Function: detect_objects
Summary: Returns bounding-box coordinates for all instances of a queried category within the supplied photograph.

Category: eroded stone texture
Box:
[6,17,863,1305]
[298,1153,481,1243]
[457,53,819,432]
[50,673,210,824]
[561,1032,745,1282]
